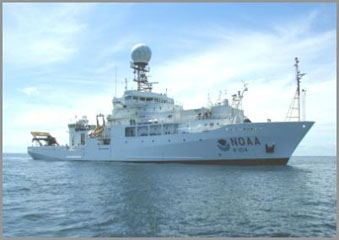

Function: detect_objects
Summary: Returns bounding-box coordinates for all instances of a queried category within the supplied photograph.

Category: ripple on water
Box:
[22,213,46,220]
[2,155,337,237]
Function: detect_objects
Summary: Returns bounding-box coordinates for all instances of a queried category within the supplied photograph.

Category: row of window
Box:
[225,127,263,132]
[125,124,179,137]
[124,138,204,144]
[125,121,228,137]
[125,95,174,104]
[204,122,220,127]
[125,123,263,137]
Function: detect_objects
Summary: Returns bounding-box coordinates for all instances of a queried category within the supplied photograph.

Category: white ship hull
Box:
[28,121,314,165]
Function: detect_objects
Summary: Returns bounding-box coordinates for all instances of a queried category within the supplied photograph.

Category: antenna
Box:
[125,78,128,91]
[295,57,306,121]
[237,83,248,109]
[218,90,222,103]
[231,83,248,109]
[130,44,158,92]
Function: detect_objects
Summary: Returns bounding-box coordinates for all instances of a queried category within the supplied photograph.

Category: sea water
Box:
[2,153,336,237]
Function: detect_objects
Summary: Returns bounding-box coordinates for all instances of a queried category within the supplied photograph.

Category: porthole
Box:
[199,139,203,142]
[168,139,171,142]
[183,139,186,142]
[302,124,306,128]
[152,140,154,143]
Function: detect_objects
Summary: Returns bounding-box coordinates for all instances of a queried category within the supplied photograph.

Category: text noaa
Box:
[217,137,261,151]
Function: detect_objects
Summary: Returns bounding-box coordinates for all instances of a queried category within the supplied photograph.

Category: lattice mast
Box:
[286,57,306,121]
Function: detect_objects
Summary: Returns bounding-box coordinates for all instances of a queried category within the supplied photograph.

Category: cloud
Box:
[3,3,94,67]
[103,35,138,57]
[20,87,39,96]
[271,9,319,38]
[4,92,114,152]
[151,12,335,121]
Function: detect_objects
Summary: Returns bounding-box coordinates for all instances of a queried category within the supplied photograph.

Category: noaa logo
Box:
[217,138,230,151]
[217,137,261,152]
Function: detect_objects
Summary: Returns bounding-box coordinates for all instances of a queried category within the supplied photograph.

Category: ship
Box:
[27,44,314,165]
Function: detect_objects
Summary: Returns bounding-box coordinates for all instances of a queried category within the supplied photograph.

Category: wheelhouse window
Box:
[150,125,161,136]
[125,127,136,137]
[125,96,132,100]
[133,96,138,100]
[137,126,148,136]
[146,97,153,102]
[163,123,178,135]
[140,97,145,101]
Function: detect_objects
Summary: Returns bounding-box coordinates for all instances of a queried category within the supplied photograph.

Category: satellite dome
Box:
[131,44,152,64]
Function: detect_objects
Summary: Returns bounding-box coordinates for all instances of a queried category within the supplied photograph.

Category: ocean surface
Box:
[2,154,337,237]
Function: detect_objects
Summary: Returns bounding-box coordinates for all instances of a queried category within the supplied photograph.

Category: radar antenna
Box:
[286,57,306,121]
[130,44,158,92]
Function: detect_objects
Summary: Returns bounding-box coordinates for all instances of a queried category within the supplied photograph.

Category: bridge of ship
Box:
[113,90,175,106]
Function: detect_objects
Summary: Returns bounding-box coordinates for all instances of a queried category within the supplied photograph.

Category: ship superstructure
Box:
[28,44,314,164]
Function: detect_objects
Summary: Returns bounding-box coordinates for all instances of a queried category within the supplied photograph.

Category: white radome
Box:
[131,44,152,64]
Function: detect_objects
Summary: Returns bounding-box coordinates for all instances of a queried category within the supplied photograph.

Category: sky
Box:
[3,3,337,155]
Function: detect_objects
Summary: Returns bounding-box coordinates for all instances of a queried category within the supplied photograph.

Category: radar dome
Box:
[131,44,152,64]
